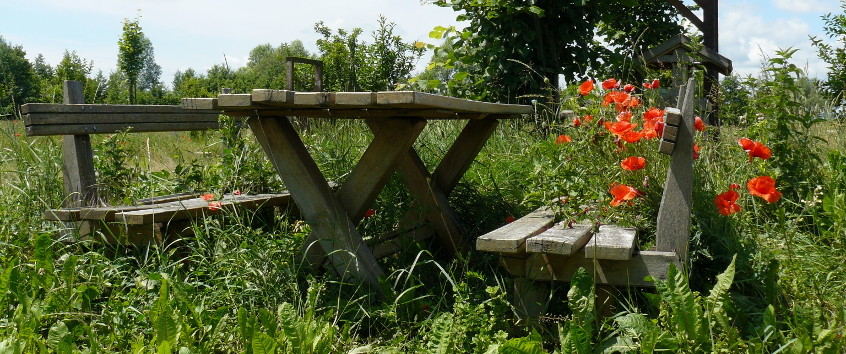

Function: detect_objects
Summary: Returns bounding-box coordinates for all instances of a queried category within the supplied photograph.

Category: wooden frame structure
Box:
[183,90,532,297]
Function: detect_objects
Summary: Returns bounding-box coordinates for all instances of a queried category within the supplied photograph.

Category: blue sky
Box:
[0,0,842,87]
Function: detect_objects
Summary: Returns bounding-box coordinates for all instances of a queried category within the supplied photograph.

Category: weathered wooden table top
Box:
[181,90,533,119]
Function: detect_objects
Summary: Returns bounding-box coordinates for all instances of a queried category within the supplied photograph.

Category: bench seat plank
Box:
[525,222,593,256]
[115,193,292,224]
[476,207,555,253]
[524,250,680,287]
[584,225,637,261]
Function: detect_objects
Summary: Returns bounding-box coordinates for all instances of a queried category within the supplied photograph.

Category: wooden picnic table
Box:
[182,90,532,296]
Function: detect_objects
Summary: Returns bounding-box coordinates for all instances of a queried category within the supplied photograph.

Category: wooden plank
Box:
[61,80,98,208]
[247,115,384,295]
[217,94,253,107]
[584,225,637,261]
[27,122,221,136]
[525,222,593,256]
[293,92,334,106]
[334,92,377,106]
[224,108,513,120]
[662,124,679,142]
[376,91,532,114]
[25,112,222,126]
[136,192,202,205]
[656,79,696,262]
[658,140,675,156]
[44,208,81,221]
[475,207,555,253]
[663,107,681,126]
[115,193,292,224]
[23,103,219,114]
[523,251,681,287]
[251,89,295,105]
[182,98,218,110]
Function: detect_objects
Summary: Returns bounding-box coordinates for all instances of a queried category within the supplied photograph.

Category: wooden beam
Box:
[26,112,222,126]
[524,251,681,287]
[665,0,705,31]
[27,122,221,136]
[584,225,637,261]
[525,222,593,256]
[476,207,556,253]
[22,103,219,115]
[61,80,98,208]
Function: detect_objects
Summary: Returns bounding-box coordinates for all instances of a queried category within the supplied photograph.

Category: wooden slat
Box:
[25,112,221,126]
[251,89,294,105]
[217,94,253,107]
[44,208,81,221]
[136,192,202,205]
[115,193,292,224]
[182,98,218,110]
[226,108,511,120]
[334,92,377,106]
[475,207,556,253]
[525,222,593,256]
[23,103,218,114]
[376,91,532,114]
[524,251,680,287]
[584,225,637,261]
[293,92,333,106]
[656,79,696,262]
[27,122,220,136]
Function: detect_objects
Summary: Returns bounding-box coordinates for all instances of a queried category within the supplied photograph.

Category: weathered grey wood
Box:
[44,208,81,221]
[251,89,294,105]
[476,207,556,253]
[181,98,218,110]
[303,118,427,267]
[525,222,593,256]
[524,250,681,287]
[656,79,696,262]
[334,92,377,106]
[115,193,292,225]
[584,225,637,261]
[25,112,221,126]
[286,59,294,90]
[226,108,509,120]
[293,92,333,106]
[659,140,676,155]
[662,124,679,142]
[136,192,202,205]
[247,115,384,294]
[61,81,98,208]
[22,103,219,115]
[217,94,254,107]
[663,107,681,126]
[376,91,532,114]
[28,122,221,136]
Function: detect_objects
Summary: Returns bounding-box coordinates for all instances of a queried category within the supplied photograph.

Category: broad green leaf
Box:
[47,321,69,350]
[428,79,441,88]
[259,308,278,338]
[252,332,277,354]
[706,255,736,330]
[499,330,548,354]
[454,72,469,81]
[155,309,178,345]
[527,6,544,17]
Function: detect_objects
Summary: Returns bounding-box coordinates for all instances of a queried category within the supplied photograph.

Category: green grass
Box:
[1,97,845,353]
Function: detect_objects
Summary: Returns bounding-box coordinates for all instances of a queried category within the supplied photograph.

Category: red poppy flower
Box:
[620,130,643,143]
[730,183,740,190]
[234,190,241,195]
[13,120,18,123]
[738,138,771,162]
[694,116,706,132]
[573,116,582,127]
[583,114,593,123]
[643,107,664,123]
[555,134,572,144]
[748,176,781,203]
[364,209,376,218]
[714,189,741,216]
[643,79,660,90]
[654,120,665,137]
[208,201,223,210]
[601,78,618,90]
[617,111,633,122]
[621,156,646,171]
[579,79,594,96]
[15,133,20,137]
[693,143,701,160]
[610,183,643,207]
[640,126,659,140]
[506,215,515,223]
[623,84,635,93]
[201,193,215,201]
[604,120,636,136]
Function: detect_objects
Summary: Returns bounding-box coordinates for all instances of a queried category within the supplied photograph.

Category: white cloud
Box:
[772,0,840,13]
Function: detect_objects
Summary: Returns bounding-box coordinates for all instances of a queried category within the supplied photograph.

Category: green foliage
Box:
[811,0,846,107]
[118,15,145,104]
[94,130,137,204]
[0,35,39,115]
[418,0,682,102]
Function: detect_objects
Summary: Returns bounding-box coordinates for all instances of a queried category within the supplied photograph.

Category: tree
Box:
[0,35,39,115]
[421,0,683,103]
[138,36,162,92]
[811,0,846,107]
[118,16,144,104]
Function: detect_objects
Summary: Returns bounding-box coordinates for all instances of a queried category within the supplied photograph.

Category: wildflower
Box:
[604,120,636,137]
[694,116,706,132]
[623,83,636,93]
[13,120,18,123]
[643,107,664,122]
[573,116,581,127]
[621,156,646,171]
[714,188,741,216]
[738,138,771,162]
[617,111,633,122]
[643,79,660,90]
[610,183,643,207]
[620,130,643,143]
[579,79,594,96]
[234,190,241,195]
[364,209,375,218]
[583,114,593,123]
[201,193,215,201]
[208,201,223,210]
[15,133,20,137]
[601,78,618,90]
[693,143,700,160]
[555,134,572,144]
[506,215,515,223]
[748,176,781,203]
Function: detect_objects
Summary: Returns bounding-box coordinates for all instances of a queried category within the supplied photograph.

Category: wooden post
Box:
[61,80,98,208]
[314,61,324,92]
[286,60,295,91]
[656,79,696,263]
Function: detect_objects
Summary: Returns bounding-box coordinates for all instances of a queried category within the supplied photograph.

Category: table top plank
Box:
[376,91,532,114]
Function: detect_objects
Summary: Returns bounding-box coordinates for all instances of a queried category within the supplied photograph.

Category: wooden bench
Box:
[24,81,291,244]
[476,79,698,317]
